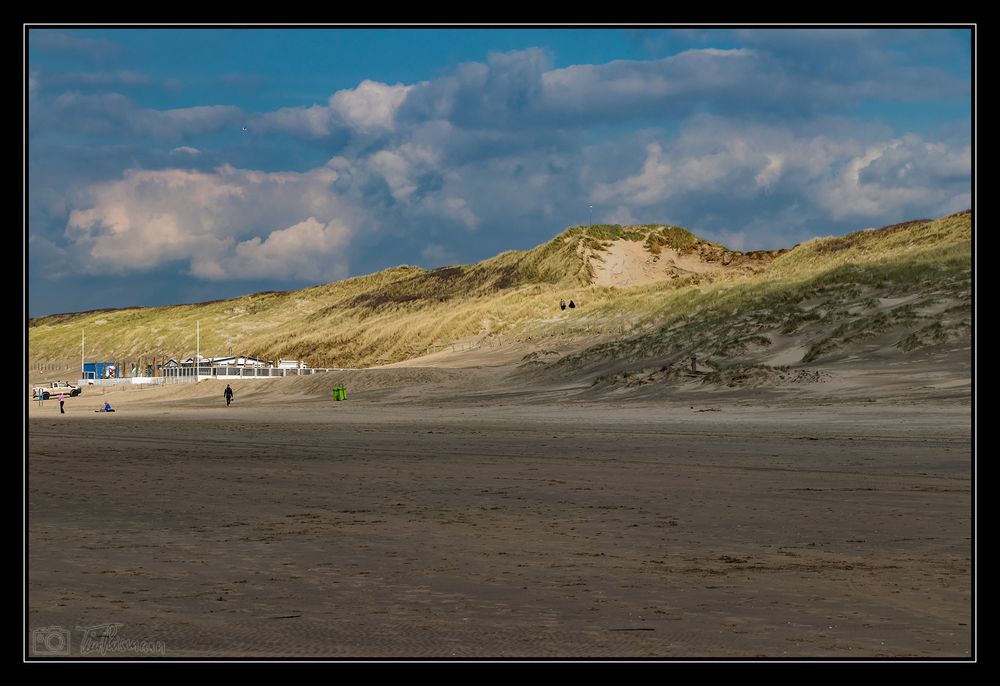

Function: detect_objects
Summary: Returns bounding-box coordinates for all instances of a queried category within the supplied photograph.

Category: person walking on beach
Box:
[58,393,65,414]
[36,388,44,407]
[224,384,234,407]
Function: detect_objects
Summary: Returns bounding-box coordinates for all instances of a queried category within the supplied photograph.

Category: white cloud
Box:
[438,196,478,230]
[55,107,970,284]
[257,104,335,138]
[247,79,411,139]
[582,117,969,247]
[541,48,765,122]
[65,164,353,279]
[817,134,973,219]
[329,80,412,133]
[170,146,200,156]
[220,217,352,281]
[151,105,243,137]
[755,154,784,190]
[592,142,674,205]
[369,143,439,201]
[591,117,861,210]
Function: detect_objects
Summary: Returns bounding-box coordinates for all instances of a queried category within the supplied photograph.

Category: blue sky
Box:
[27,27,972,317]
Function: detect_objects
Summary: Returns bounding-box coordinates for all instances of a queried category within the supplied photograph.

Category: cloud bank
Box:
[28,30,971,313]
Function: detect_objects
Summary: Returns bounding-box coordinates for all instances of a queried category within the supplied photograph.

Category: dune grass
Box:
[543,211,970,379]
[29,212,971,371]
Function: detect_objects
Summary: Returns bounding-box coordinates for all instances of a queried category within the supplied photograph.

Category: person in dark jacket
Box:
[224,384,234,406]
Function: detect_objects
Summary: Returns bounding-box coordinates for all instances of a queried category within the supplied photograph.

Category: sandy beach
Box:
[26,360,972,658]
[26,24,974,662]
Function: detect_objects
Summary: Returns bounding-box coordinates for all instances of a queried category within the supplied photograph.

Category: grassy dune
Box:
[544,212,971,386]
[28,212,971,373]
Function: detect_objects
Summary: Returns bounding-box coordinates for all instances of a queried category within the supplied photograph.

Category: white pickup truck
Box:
[33,381,83,400]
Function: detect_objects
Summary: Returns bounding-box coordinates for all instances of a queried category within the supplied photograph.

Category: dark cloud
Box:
[857,135,971,188]
[398,48,550,130]
[733,29,969,101]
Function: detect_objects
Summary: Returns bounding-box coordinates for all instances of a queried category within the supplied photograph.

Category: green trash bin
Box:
[333,385,347,401]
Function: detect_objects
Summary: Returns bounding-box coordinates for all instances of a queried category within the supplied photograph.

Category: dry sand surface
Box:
[27,359,972,658]
[590,242,720,288]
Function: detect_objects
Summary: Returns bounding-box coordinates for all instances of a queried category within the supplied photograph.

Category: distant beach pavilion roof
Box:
[167,355,269,367]
[160,356,308,369]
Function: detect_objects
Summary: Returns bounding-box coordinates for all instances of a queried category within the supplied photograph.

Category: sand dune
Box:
[590,241,722,287]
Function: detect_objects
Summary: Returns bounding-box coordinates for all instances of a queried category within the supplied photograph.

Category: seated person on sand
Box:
[96,401,115,412]
[568,299,576,309]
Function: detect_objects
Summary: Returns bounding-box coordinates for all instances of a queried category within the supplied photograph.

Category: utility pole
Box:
[196,320,200,380]
[81,329,85,380]
[589,205,593,226]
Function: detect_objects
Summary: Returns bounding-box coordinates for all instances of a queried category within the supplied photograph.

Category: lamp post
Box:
[589,205,593,226]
